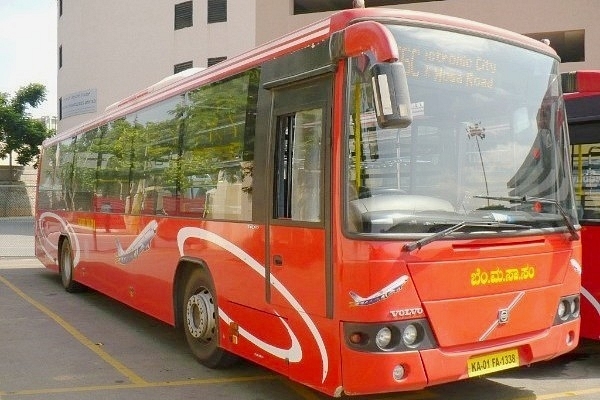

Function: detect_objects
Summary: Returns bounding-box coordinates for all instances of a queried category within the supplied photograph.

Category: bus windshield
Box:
[346,24,577,235]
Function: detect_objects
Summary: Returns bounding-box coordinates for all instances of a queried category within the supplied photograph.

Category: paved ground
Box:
[0,258,599,400]
[0,217,34,258]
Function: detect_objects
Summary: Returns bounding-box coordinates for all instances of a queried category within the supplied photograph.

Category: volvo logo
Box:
[389,307,424,318]
[479,292,525,341]
[497,308,510,324]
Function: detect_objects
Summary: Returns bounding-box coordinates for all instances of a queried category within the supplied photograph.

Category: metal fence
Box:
[0,185,36,257]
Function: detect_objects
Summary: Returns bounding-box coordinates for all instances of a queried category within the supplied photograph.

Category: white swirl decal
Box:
[581,286,600,317]
[570,259,582,275]
[177,227,328,382]
[220,310,301,362]
[37,212,81,267]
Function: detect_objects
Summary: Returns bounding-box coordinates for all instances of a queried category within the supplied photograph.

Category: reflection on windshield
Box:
[346,25,577,235]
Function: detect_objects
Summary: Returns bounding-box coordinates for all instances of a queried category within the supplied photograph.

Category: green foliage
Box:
[0,83,52,166]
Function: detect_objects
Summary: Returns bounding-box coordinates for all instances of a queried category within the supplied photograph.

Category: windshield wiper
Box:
[473,195,579,241]
[401,220,532,252]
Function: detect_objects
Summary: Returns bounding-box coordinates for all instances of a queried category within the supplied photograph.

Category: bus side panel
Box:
[179,221,344,394]
[219,301,290,376]
[68,214,177,324]
[178,220,267,309]
[580,224,600,340]
[284,313,341,395]
[35,210,63,272]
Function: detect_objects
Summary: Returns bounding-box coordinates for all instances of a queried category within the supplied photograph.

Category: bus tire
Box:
[59,240,83,293]
[182,268,238,368]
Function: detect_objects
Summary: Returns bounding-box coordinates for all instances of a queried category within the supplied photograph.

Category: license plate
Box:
[467,349,519,377]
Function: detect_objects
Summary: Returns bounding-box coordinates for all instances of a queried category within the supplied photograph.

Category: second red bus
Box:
[564,70,600,340]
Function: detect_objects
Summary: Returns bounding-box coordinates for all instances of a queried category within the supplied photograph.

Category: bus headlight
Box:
[570,296,580,318]
[557,300,568,321]
[375,327,393,349]
[402,324,419,347]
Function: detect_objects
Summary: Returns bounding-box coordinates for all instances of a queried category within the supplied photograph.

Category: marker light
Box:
[375,327,392,349]
[349,332,364,345]
[392,364,406,381]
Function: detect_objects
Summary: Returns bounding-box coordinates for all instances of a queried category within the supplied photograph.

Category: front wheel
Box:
[59,240,84,293]
[182,268,238,368]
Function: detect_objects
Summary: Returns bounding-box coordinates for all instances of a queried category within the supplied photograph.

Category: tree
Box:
[0,83,52,176]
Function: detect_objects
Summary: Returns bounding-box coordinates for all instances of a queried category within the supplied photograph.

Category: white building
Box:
[38,115,57,132]
[57,0,600,132]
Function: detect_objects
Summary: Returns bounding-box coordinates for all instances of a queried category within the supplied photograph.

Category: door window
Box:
[274,108,323,222]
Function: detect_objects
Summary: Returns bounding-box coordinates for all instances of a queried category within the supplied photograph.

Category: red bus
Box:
[36,7,581,397]
[563,70,600,340]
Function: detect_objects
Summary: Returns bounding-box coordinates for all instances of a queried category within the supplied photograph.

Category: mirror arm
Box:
[330,21,398,63]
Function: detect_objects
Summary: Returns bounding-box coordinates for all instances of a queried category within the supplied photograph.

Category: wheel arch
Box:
[173,256,211,330]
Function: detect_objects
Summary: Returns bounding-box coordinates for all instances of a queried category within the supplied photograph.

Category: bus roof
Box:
[46,7,557,147]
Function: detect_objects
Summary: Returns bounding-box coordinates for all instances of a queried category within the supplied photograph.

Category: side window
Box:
[57,137,76,211]
[95,120,130,214]
[184,69,259,221]
[91,98,183,216]
[38,144,59,210]
[71,129,98,212]
[135,97,183,216]
[274,108,324,222]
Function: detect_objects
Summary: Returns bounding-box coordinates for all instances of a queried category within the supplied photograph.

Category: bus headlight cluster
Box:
[344,319,436,353]
[554,294,580,324]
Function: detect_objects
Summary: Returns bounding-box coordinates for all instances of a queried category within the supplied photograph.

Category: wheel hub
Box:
[186,289,216,341]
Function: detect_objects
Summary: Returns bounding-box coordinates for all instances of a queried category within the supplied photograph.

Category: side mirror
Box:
[370,62,413,129]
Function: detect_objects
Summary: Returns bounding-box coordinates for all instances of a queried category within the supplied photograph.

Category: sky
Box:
[0,0,57,118]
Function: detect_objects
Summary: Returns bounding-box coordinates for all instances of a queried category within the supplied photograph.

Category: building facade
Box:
[57,0,600,132]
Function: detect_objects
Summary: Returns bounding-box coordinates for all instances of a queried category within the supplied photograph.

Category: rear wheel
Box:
[182,268,238,368]
[59,240,83,292]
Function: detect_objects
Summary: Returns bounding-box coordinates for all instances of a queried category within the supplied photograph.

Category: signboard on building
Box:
[61,89,97,118]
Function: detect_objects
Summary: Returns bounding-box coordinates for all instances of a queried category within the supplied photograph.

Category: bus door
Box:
[267,76,333,323]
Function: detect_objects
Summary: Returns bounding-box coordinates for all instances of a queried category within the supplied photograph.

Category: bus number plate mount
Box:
[467,348,519,377]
